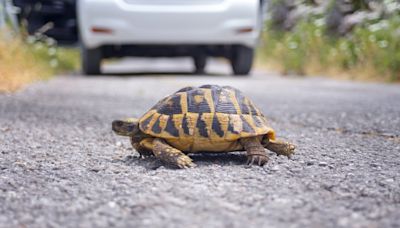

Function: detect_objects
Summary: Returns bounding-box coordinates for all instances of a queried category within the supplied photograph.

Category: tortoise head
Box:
[112,118,140,136]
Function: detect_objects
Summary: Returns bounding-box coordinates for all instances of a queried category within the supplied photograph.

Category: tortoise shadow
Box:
[120,152,247,170]
[190,152,247,166]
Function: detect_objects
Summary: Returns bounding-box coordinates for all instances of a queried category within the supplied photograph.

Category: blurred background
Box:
[1,0,399,92]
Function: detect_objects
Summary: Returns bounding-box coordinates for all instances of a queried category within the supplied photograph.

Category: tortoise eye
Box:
[127,125,134,132]
[112,120,124,128]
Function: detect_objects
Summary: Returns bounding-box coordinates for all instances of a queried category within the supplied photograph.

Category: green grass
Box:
[258,15,400,82]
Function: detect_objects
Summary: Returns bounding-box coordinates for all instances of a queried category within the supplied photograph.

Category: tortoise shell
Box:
[139,85,275,143]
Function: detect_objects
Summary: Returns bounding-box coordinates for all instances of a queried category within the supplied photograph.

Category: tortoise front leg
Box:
[131,137,153,158]
[264,139,296,158]
[240,137,268,166]
[152,138,195,169]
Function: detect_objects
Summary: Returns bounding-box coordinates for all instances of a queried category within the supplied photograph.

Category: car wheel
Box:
[81,45,101,75]
[193,54,207,74]
[230,45,254,76]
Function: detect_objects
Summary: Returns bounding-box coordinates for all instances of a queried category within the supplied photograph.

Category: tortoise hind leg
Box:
[240,137,268,166]
[153,138,195,169]
[264,139,296,158]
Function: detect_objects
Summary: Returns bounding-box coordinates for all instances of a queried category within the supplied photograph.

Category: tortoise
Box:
[112,85,295,168]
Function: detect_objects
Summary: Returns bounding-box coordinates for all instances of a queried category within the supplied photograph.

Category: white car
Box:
[77,0,264,75]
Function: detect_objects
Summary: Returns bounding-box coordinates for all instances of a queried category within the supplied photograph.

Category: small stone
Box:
[338,217,349,226]
[156,166,166,170]
[1,127,10,132]
[30,143,41,149]
[7,191,17,198]
[89,167,102,172]
[351,212,360,219]
[116,141,123,147]
[270,165,280,171]
[108,201,117,208]
[370,163,380,168]
[306,161,315,166]
[289,167,302,173]
[318,162,328,167]
[385,178,394,183]
[142,219,152,225]
[112,169,121,174]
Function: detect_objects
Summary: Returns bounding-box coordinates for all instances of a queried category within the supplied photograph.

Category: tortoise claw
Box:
[246,155,268,166]
[258,158,263,166]
[247,157,256,166]
[176,155,196,169]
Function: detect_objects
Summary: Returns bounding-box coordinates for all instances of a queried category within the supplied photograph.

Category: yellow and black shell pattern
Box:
[139,85,275,149]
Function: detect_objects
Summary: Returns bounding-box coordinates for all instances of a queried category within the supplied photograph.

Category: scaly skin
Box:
[240,137,268,166]
[130,132,153,157]
[265,139,296,158]
[152,138,195,168]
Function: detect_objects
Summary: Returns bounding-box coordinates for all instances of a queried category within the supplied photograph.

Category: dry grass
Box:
[0,34,51,93]
[0,31,80,93]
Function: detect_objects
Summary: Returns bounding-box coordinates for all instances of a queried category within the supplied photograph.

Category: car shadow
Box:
[68,70,230,78]
[99,71,230,78]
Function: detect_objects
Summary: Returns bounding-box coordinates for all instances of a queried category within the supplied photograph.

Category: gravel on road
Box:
[1,59,400,228]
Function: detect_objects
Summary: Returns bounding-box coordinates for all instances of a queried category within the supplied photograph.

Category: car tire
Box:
[193,54,207,74]
[81,45,102,75]
[230,45,254,76]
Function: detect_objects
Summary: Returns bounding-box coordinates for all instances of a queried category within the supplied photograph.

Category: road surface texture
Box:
[1,58,400,228]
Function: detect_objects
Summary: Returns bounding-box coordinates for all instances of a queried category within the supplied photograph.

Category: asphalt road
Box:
[1,58,400,228]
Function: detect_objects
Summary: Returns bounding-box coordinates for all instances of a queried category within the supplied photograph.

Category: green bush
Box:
[24,35,80,74]
[259,13,400,81]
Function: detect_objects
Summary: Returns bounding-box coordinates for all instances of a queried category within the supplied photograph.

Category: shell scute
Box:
[139,85,274,140]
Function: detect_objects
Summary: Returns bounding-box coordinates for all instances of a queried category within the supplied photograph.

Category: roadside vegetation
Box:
[0,29,79,93]
[258,0,400,82]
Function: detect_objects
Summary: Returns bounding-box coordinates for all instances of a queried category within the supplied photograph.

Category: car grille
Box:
[123,0,224,5]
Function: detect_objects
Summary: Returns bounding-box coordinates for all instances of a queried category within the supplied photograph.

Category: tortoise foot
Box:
[176,155,196,169]
[246,154,269,166]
